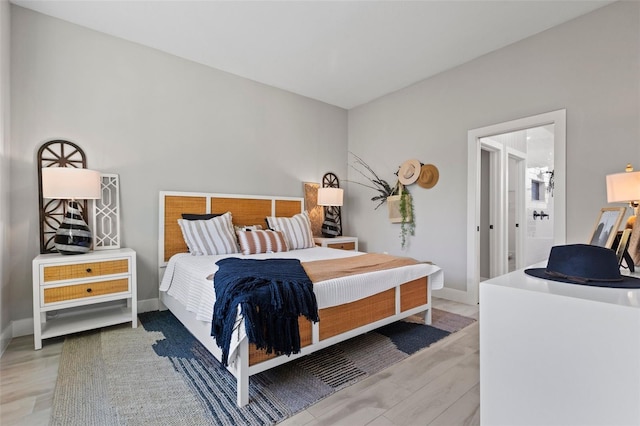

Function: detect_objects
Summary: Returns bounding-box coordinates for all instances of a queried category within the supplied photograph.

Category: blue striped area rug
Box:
[50,309,474,426]
[139,309,473,425]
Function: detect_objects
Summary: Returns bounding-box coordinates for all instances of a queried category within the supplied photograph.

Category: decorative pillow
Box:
[177,211,239,255]
[266,211,314,250]
[236,230,289,255]
[182,213,222,220]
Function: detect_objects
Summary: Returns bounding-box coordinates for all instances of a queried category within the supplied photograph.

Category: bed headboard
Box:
[159,191,304,266]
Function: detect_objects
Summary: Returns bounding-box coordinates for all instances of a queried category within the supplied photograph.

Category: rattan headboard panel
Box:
[160,192,304,264]
[211,197,272,228]
[164,196,206,262]
[275,200,303,217]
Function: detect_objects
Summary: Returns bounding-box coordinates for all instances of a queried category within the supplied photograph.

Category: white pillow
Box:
[178,212,239,256]
[266,211,314,250]
[236,230,289,255]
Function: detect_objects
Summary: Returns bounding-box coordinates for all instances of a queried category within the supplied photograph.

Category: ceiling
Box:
[12,0,613,109]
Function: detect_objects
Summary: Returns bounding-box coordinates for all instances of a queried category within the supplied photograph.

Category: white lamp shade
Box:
[317,187,344,206]
[42,168,102,200]
[606,171,640,203]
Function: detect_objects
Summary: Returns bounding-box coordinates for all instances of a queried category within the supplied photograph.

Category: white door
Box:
[479,140,505,279]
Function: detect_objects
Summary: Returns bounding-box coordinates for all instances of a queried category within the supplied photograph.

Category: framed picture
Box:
[588,207,626,248]
[615,228,632,267]
[628,215,640,266]
[303,182,323,237]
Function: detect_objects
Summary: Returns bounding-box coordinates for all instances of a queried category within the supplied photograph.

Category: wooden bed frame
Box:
[158,191,433,407]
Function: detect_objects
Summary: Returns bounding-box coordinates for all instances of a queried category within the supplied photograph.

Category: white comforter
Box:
[160,247,443,324]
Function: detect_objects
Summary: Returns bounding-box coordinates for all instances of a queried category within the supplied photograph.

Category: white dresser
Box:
[480,264,640,425]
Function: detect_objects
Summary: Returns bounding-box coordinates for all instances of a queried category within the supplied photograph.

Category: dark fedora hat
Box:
[524,244,640,288]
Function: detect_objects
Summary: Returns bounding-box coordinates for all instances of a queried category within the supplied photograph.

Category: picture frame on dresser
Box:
[588,207,626,248]
[626,215,640,266]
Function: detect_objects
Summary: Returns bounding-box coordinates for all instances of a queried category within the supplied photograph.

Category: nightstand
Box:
[32,248,137,350]
[314,236,358,251]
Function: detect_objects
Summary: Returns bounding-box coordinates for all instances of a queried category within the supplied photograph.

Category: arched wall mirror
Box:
[37,140,88,254]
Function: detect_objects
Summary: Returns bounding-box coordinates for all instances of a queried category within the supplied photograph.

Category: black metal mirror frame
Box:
[321,172,342,237]
[37,140,88,254]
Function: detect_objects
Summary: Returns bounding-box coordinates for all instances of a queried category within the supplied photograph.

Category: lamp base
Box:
[54,201,93,255]
[321,207,342,238]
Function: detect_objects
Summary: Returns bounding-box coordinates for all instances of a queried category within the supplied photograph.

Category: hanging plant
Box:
[399,187,415,249]
[546,169,555,196]
[388,184,415,249]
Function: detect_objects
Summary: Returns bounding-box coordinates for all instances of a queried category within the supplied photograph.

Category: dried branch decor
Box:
[348,152,415,249]
[348,152,398,209]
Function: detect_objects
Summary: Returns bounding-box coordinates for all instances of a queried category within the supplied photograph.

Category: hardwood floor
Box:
[0,298,479,426]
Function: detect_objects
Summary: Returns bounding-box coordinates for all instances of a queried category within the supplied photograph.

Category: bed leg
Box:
[236,340,250,407]
[425,284,433,325]
[425,307,432,325]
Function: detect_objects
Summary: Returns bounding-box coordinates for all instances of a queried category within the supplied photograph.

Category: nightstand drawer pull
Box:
[43,259,128,282]
[43,278,129,304]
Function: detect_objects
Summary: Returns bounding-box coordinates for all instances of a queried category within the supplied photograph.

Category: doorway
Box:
[467,110,566,304]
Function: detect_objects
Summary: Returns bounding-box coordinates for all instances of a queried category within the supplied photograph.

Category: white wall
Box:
[0,0,11,352]
[9,6,347,325]
[347,1,639,296]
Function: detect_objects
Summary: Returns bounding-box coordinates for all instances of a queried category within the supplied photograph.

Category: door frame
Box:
[467,109,566,304]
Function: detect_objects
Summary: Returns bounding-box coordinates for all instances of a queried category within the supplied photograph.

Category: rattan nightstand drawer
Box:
[326,241,356,251]
[43,259,129,283]
[314,236,359,251]
[43,278,129,304]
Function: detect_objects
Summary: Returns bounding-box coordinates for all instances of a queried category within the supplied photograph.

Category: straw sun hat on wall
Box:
[398,159,439,189]
[417,164,439,189]
[398,159,421,185]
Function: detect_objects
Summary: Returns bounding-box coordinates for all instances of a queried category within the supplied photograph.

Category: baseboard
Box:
[137,298,159,313]
[0,323,12,357]
[11,317,34,338]
[433,286,476,305]
[4,298,162,344]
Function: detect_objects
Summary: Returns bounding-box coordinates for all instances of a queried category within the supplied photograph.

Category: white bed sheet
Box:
[160,247,443,365]
[160,247,443,323]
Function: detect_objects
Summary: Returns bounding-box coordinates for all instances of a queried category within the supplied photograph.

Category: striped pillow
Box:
[177,212,239,256]
[266,211,314,250]
[236,230,289,255]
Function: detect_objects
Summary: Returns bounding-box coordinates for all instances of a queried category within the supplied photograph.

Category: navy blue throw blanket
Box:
[211,257,319,366]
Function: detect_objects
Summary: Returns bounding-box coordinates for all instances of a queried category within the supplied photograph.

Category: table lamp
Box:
[317,187,343,237]
[606,164,640,229]
[41,167,102,254]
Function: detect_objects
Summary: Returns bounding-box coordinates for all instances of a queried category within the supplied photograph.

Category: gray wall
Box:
[1,0,10,351]
[347,1,639,295]
[5,1,640,329]
[9,6,347,325]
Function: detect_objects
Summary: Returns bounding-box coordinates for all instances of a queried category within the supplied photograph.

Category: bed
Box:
[158,191,443,407]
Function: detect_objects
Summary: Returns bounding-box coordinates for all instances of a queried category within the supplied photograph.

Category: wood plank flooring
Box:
[0,298,479,426]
